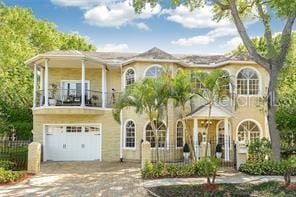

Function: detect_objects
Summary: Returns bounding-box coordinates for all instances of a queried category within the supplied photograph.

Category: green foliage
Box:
[142,159,219,179]
[0,160,15,170]
[0,168,24,183]
[198,157,219,176]
[239,160,296,175]
[248,138,272,163]
[0,3,95,139]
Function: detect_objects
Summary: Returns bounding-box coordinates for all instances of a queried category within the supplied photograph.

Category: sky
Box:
[3,0,295,54]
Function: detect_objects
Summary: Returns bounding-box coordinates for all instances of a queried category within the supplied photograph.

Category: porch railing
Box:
[35,89,120,108]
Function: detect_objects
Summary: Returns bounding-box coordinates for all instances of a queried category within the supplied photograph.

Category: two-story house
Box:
[25,47,270,164]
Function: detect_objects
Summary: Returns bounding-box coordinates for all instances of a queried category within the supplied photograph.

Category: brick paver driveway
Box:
[0,161,149,197]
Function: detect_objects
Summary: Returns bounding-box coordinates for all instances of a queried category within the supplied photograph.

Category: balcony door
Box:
[61,80,90,101]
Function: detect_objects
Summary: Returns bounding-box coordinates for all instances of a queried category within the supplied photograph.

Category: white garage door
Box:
[44,124,101,161]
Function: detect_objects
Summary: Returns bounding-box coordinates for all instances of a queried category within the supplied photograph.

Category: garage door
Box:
[44,124,101,161]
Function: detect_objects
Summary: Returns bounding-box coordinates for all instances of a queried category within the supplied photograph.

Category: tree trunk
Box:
[205,104,212,157]
[150,120,159,161]
[181,106,196,160]
[268,67,281,160]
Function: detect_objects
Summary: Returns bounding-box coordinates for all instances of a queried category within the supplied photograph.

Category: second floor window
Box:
[145,66,163,78]
[61,80,90,98]
[237,68,259,95]
[125,68,135,87]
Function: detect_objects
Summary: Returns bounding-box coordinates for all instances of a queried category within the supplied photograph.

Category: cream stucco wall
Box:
[33,59,270,162]
[33,110,120,161]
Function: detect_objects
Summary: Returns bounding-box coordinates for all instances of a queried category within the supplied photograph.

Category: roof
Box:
[186,103,233,119]
[25,47,254,67]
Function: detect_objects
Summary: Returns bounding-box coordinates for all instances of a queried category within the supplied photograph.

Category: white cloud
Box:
[207,27,238,38]
[96,43,129,52]
[136,22,150,31]
[84,1,161,28]
[163,5,232,29]
[224,36,243,50]
[171,36,214,46]
[50,0,103,9]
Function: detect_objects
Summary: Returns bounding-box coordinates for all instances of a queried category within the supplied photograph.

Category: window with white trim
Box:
[125,68,135,87]
[190,71,204,91]
[176,121,184,148]
[145,120,167,148]
[66,126,82,133]
[237,68,259,95]
[145,66,163,78]
[125,120,135,148]
[85,126,100,132]
[237,120,260,143]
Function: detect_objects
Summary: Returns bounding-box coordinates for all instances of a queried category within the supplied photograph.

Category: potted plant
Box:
[49,84,58,106]
[183,143,190,161]
[215,143,223,159]
[92,95,99,106]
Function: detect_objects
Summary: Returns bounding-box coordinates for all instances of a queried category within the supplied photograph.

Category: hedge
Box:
[239,160,296,176]
[142,158,219,179]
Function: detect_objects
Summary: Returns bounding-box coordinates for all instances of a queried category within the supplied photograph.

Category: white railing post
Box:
[44,59,49,106]
[81,59,86,107]
[33,64,37,108]
[193,118,199,160]
[102,65,107,108]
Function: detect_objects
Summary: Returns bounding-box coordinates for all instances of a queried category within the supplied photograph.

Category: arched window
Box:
[176,121,184,148]
[237,68,259,95]
[125,120,135,148]
[237,120,260,143]
[145,66,163,78]
[125,68,135,87]
[145,120,167,148]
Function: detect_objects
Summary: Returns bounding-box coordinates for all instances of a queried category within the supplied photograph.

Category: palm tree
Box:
[193,70,232,157]
[171,70,197,160]
[112,77,170,161]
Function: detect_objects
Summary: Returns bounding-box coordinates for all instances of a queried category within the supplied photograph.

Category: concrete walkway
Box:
[144,172,296,188]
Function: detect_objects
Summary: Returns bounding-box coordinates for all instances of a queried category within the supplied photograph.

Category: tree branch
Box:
[214,0,230,10]
[255,0,275,58]
[227,0,270,71]
[278,16,296,67]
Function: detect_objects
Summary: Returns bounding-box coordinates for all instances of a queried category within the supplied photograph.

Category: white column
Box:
[39,68,44,106]
[224,118,230,161]
[81,59,86,107]
[102,65,107,108]
[193,118,199,160]
[33,65,37,108]
[120,110,123,159]
[44,59,49,106]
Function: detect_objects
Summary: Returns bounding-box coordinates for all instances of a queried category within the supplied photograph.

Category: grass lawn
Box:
[148,181,296,197]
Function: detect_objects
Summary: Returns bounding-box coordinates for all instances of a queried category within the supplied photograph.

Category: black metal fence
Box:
[0,140,31,170]
[150,139,237,169]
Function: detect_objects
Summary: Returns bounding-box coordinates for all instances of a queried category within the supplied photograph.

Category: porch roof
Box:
[185,104,233,119]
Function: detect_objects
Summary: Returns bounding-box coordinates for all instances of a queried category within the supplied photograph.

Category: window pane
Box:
[125,121,135,148]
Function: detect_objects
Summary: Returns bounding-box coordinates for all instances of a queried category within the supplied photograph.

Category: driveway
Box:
[0,161,149,197]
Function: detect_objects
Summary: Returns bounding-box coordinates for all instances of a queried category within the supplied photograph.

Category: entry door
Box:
[45,125,101,161]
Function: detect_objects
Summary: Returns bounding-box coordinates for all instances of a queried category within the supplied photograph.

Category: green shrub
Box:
[142,159,217,179]
[0,160,16,170]
[0,168,24,183]
[248,138,272,163]
[239,160,296,175]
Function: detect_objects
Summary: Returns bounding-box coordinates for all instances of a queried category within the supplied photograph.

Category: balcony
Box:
[35,89,120,108]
